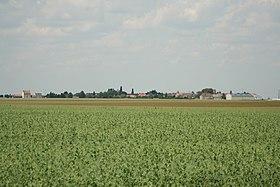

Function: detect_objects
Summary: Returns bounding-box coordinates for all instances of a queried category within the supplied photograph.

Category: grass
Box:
[0,100,280,185]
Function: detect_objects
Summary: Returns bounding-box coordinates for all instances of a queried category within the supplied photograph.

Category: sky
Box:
[0,0,279,98]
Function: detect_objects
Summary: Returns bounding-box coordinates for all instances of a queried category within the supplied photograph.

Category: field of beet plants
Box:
[1,104,280,186]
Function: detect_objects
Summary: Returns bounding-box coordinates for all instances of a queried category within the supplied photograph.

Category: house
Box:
[175,92,193,99]
[251,93,262,100]
[127,94,136,98]
[138,93,147,97]
[167,93,176,98]
[200,93,214,100]
[22,90,31,99]
[226,93,255,100]
[12,94,22,98]
[213,93,223,100]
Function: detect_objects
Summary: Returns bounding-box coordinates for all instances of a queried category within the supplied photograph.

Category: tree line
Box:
[0,87,228,99]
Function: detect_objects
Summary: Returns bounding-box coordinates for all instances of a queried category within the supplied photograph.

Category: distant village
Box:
[0,86,272,100]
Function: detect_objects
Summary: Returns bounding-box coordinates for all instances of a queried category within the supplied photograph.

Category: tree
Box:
[131,88,134,95]
[78,91,86,98]
[202,88,216,94]
[68,92,73,98]
[46,92,58,98]
[146,90,163,98]
[4,94,12,98]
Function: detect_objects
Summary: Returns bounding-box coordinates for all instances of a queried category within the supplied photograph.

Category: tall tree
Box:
[79,91,86,98]
[120,86,123,93]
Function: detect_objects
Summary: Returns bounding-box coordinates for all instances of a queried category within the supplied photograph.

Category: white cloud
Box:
[40,0,101,19]
[122,2,188,29]
[21,19,66,37]
[99,32,124,47]
[0,18,96,37]
[210,0,280,38]
[122,1,224,29]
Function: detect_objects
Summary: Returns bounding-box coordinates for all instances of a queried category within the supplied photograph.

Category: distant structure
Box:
[138,93,147,97]
[34,93,43,98]
[251,93,263,100]
[127,94,136,98]
[200,93,214,100]
[213,93,223,100]
[22,90,31,99]
[12,94,22,98]
[226,92,255,100]
[120,86,123,93]
[176,92,193,99]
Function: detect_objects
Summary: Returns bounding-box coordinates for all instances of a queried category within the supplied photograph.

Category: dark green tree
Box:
[120,86,123,93]
[79,91,86,98]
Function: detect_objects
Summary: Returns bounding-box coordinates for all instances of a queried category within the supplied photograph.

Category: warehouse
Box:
[226,93,255,100]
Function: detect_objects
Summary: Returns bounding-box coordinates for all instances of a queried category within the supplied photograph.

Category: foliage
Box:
[0,105,280,186]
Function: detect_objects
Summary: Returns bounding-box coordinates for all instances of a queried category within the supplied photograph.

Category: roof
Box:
[200,93,213,97]
[231,93,254,97]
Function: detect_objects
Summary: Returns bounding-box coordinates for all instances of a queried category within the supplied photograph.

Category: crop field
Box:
[1,100,280,185]
[1,98,280,107]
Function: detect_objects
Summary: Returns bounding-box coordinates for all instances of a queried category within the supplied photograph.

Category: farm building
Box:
[213,93,223,100]
[200,93,214,100]
[138,93,147,97]
[175,92,193,99]
[226,93,255,100]
[12,94,22,98]
[22,90,31,99]
[127,94,136,98]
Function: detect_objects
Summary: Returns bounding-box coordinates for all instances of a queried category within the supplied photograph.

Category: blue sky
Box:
[0,0,279,98]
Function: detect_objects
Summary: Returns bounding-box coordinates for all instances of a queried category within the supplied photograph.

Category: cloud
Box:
[0,18,97,37]
[21,19,66,37]
[40,0,100,18]
[99,32,124,47]
[122,2,196,29]
[210,1,280,39]
[122,1,230,30]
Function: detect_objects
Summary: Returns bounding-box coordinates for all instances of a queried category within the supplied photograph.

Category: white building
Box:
[213,93,223,100]
[175,92,193,99]
[200,93,213,100]
[226,93,255,100]
[22,90,31,99]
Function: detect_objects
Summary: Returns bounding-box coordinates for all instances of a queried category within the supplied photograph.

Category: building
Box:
[127,94,136,98]
[22,90,31,99]
[167,93,176,98]
[175,92,193,99]
[138,93,147,97]
[200,93,214,100]
[226,93,255,100]
[251,93,262,100]
[213,93,223,100]
[12,94,22,98]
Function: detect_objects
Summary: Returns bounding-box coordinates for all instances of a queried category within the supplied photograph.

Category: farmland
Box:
[1,100,280,185]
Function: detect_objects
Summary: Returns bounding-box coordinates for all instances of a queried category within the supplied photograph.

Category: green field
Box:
[1,100,280,185]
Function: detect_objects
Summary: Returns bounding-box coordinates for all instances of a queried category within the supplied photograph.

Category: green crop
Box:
[0,105,280,186]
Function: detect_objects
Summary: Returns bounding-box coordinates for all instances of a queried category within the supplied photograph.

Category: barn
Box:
[226,93,255,100]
